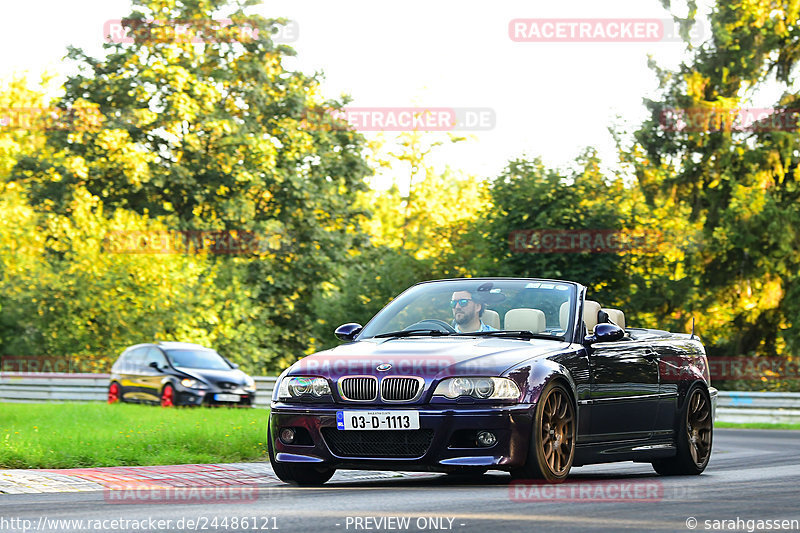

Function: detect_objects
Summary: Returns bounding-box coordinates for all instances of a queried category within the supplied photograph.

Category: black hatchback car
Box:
[108,342,256,407]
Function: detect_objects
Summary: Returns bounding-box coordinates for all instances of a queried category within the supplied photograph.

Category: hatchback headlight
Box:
[180,378,208,389]
[243,376,256,392]
[277,376,331,399]
[433,377,520,400]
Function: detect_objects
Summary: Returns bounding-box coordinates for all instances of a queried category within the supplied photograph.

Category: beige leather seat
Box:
[583,300,602,333]
[602,308,626,329]
[483,309,501,330]
[504,308,546,333]
[559,301,570,330]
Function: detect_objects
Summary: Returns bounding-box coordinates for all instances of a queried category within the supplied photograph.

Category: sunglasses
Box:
[450,298,473,308]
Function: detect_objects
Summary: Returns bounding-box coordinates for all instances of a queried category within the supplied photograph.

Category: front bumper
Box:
[268,403,535,472]
[178,387,255,407]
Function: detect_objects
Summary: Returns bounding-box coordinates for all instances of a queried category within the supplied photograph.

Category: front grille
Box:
[339,377,378,401]
[217,382,238,390]
[321,428,434,458]
[381,377,423,401]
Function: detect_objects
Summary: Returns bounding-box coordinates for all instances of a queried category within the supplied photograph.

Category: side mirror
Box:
[585,323,625,345]
[148,361,163,371]
[335,323,362,341]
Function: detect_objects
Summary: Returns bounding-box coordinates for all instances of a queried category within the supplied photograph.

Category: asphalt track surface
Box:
[0,429,798,533]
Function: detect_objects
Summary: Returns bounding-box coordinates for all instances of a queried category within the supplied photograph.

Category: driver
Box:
[450,290,498,333]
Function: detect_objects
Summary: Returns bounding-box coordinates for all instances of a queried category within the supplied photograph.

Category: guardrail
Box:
[0,374,798,424]
[0,373,277,408]
[717,391,800,424]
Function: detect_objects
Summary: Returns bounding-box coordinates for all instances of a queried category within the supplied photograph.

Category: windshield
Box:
[358,279,576,339]
[165,349,232,370]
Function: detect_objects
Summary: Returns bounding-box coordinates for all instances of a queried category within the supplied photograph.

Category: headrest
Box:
[482,309,501,330]
[504,308,546,334]
[583,300,602,332]
[602,308,626,330]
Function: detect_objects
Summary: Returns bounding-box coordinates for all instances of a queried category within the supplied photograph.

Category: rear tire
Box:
[511,380,575,483]
[267,423,335,486]
[652,384,712,476]
[108,382,121,404]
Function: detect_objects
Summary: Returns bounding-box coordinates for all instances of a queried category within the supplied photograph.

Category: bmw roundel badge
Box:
[376,363,392,371]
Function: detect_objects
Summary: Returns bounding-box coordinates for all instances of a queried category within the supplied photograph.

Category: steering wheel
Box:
[404,319,456,334]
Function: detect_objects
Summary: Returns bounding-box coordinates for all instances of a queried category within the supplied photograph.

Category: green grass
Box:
[0,403,269,469]
[717,421,800,430]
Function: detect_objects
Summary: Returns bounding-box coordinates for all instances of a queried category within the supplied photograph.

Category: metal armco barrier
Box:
[0,373,277,408]
[0,374,798,423]
[716,391,800,424]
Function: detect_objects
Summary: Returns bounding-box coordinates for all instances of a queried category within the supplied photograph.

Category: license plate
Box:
[337,410,420,430]
[214,393,240,402]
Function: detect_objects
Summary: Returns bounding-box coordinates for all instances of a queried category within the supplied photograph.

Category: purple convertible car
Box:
[268,278,716,485]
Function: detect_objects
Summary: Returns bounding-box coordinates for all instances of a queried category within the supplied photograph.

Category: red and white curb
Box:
[0,463,431,495]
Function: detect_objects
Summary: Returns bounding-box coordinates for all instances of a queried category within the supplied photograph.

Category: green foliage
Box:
[629,0,800,356]
[2,0,371,373]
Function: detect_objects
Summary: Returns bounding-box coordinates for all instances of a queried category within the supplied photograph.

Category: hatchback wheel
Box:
[161,384,176,407]
[108,382,121,404]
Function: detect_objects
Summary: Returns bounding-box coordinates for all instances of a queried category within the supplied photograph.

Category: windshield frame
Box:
[356,278,581,342]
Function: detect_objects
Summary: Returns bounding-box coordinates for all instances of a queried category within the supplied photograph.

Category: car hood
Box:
[287,337,570,379]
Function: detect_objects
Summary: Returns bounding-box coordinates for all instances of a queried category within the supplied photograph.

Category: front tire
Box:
[652,384,713,476]
[511,380,575,483]
[267,423,335,486]
[160,384,176,407]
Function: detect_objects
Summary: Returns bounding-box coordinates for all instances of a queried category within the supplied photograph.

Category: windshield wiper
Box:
[460,330,556,340]
[372,329,454,339]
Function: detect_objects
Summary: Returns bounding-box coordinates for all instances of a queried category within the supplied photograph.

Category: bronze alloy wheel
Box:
[539,384,575,477]
[513,381,576,482]
[686,388,712,467]
[652,385,713,476]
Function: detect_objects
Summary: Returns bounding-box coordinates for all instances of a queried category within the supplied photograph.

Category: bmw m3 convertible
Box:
[268,278,716,485]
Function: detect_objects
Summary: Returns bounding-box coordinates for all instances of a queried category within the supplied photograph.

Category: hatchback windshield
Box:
[358,279,576,339]
[166,349,232,370]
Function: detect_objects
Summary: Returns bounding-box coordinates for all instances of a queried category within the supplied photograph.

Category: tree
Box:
[6,0,372,372]
[629,0,800,356]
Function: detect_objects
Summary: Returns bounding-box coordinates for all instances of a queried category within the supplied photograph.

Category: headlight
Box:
[433,377,520,400]
[277,376,331,399]
[244,376,256,392]
[180,378,208,389]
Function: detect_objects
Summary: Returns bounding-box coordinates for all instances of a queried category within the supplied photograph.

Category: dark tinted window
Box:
[165,349,231,370]
[116,347,147,373]
[145,347,168,368]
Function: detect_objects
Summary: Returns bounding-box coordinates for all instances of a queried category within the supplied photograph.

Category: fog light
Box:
[279,428,296,445]
[477,431,496,447]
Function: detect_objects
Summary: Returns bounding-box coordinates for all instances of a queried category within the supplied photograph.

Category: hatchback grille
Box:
[339,377,378,401]
[381,377,423,401]
[321,429,434,458]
